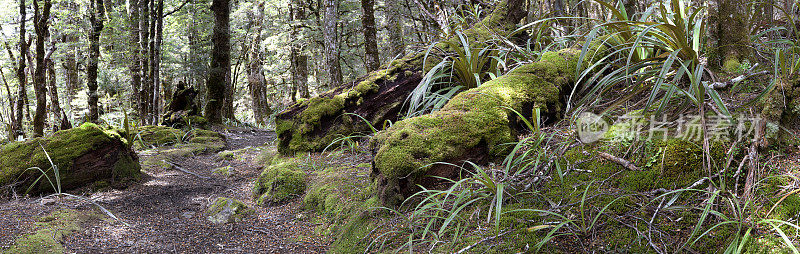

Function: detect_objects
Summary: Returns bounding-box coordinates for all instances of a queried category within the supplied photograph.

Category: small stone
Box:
[206,197,254,224]
[181,211,195,219]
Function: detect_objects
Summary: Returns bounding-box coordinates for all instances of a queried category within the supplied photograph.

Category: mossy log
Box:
[370,49,592,206]
[0,123,141,194]
[276,54,425,154]
[275,0,525,155]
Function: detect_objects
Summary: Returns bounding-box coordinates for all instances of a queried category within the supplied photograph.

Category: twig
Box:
[455,230,511,254]
[163,160,211,179]
[709,69,770,89]
[598,152,640,171]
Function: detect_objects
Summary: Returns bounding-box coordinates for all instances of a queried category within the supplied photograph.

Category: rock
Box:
[252,159,306,205]
[206,198,254,224]
[162,81,206,128]
[0,123,141,194]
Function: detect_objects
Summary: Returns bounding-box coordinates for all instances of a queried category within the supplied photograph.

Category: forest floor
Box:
[0,127,329,253]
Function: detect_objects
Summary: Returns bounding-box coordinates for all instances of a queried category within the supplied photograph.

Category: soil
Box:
[0,127,329,253]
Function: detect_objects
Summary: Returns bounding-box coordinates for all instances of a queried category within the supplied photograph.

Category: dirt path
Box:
[1,127,328,253]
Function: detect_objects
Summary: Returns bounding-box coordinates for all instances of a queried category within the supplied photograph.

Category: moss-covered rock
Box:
[0,123,141,194]
[252,160,306,205]
[302,163,379,253]
[206,197,255,224]
[370,49,592,206]
[3,209,98,254]
[760,76,800,147]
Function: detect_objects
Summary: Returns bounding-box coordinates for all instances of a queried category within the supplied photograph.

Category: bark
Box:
[362,0,380,72]
[13,0,27,139]
[247,3,270,125]
[46,41,65,132]
[152,0,164,123]
[129,0,142,120]
[139,0,151,124]
[323,0,343,88]
[204,0,230,124]
[87,0,104,123]
[385,0,405,57]
[33,0,52,137]
[715,0,751,71]
[289,0,309,100]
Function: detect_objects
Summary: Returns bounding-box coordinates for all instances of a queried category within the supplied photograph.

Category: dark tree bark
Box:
[289,0,309,100]
[385,0,405,58]
[13,0,27,139]
[204,0,231,124]
[128,0,142,120]
[33,0,52,137]
[323,0,342,88]
[362,0,380,72]
[139,0,151,124]
[87,0,104,123]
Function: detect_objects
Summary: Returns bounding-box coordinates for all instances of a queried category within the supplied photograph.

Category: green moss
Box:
[206,197,255,224]
[212,166,233,177]
[372,49,584,206]
[253,161,306,205]
[134,125,184,148]
[301,164,379,253]
[0,123,141,193]
[3,209,97,254]
[218,150,235,160]
[277,54,425,155]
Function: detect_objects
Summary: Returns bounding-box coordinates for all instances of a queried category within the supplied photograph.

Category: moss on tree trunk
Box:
[0,123,141,194]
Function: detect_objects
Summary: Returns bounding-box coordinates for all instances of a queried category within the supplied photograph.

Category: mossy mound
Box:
[0,123,141,194]
[134,126,225,152]
[302,163,380,253]
[276,53,425,154]
[252,159,307,205]
[3,209,98,254]
[371,49,589,206]
[761,76,800,146]
[205,197,255,224]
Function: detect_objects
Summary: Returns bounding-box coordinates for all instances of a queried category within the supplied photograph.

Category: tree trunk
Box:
[139,0,151,124]
[289,0,309,100]
[385,0,405,58]
[204,0,230,124]
[323,0,343,88]
[33,0,52,137]
[46,39,64,132]
[362,0,380,72]
[247,3,270,125]
[87,0,104,123]
[13,0,27,139]
[152,0,164,123]
[716,0,750,72]
[128,0,142,120]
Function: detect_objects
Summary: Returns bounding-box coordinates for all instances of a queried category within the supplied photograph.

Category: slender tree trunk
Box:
[152,0,164,123]
[46,36,63,132]
[128,0,142,120]
[204,0,230,124]
[289,0,309,100]
[14,0,27,139]
[362,0,380,71]
[32,0,52,137]
[248,3,270,124]
[87,0,104,123]
[139,0,151,124]
[323,0,342,88]
[386,0,405,58]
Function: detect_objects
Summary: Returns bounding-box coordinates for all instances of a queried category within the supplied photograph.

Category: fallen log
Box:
[0,123,141,194]
[275,0,527,155]
[370,48,605,206]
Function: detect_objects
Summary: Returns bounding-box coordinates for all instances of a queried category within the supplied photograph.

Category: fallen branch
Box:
[163,160,211,179]
[709,68,770,89]
[598,152,640,171]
